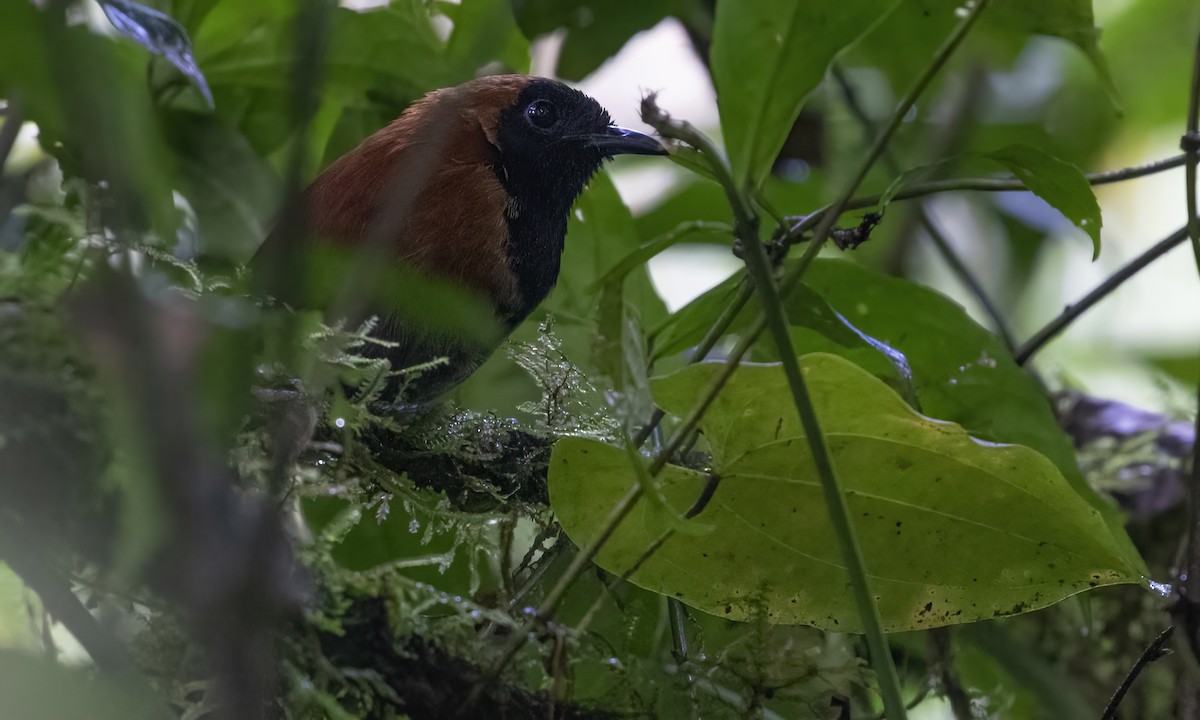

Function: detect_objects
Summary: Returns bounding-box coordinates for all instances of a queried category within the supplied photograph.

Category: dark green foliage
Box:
[0,0,1196,718]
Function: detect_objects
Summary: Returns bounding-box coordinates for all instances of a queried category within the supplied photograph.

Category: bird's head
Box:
[486,77,666,216]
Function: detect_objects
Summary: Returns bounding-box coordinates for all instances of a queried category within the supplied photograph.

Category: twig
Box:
[1014,226,1189,365]
[783,154,1189,236]
[1099,626,1173,720]
[691,122,910,718]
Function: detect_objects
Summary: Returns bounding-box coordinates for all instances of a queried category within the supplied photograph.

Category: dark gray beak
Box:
[588,126,667,156]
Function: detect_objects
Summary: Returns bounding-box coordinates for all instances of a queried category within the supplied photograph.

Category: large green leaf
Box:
[549,354,1142,631]
[710,0,901,187]
[802,262,1057,475]
[805,260,1145,576]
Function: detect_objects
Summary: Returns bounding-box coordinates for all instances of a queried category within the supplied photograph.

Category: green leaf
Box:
[549,354,1141,631]
[1146,353,1200,385]
[510,0,689,80]
[802,260,1145,576]
[710,0,901,187]
[446,0,530,73]
[163,111,280,261]
[985,143,1103,259]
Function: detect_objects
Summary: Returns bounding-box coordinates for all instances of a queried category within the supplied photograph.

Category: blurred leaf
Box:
[191,0,294,62]
[710,0,901,187]
[302,495,499,596]
[0,650,162,720]
[447,0,531,73]
[852,0,1118,114]
[99,0,213,106]
[550,354,1140,630]
[200,3,451,100]
[633,177,732,241]
[985,143,1102,259]
[163,111,280,261]
[0,2,175,235]
[1146,354,1200,386]
[0,564,35,650]
[1104,0,1200,130]
[511,0,692,80]
[960,622,1093,720]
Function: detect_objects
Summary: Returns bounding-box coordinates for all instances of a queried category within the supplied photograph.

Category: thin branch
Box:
[783,154,1189,238]
[1014,226,1189,365]
[740,187,909,720]
[0,536,133,675]
[1099,626,1173,720]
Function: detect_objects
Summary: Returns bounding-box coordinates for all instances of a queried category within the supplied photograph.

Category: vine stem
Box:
[1181,23,1200,658]
[1186,27,1200,265]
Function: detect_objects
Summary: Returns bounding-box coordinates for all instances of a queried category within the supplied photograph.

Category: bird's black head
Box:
[489,78,665,326]
[493,78,665,218]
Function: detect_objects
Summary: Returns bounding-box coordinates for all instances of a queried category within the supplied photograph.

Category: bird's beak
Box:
[588,126,667,156]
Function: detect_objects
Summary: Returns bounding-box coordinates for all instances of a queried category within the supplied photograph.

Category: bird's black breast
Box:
[498,202,567,327]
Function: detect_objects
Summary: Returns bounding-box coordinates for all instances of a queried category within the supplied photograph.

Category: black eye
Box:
[525,99,559,130]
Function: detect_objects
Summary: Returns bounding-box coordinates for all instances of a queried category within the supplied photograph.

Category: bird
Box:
[253,74,666,403]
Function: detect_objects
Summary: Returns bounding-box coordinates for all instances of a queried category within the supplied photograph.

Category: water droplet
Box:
[1147,579,1173,597]
[777,158,810,183]
[334,417,345,428]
